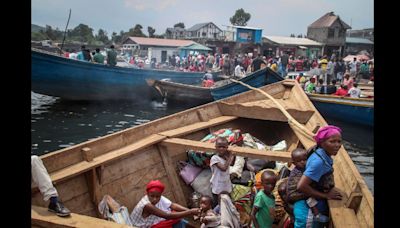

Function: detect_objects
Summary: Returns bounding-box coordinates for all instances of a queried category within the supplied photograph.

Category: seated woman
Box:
[294,125,343,228]
[130,180,200,228]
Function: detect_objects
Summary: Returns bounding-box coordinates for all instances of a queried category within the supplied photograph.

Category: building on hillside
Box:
[165,27,186,39]
[223,25,263,55]
[224,25,263,44]
[186,22,223,40]
[345,37,374,56]
[262,36,323,59]
[347,28,374,42]
[122,37,194,63]
[307,12,351,57]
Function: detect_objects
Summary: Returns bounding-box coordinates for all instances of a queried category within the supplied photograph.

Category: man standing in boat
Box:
[107,45,117,66]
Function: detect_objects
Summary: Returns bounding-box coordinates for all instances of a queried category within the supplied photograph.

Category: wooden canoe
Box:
[147,67,284,106]
[31,79,373,228]
[308,93,374,127]
[211,67,284,100]
[31,48,220,101]
[146,79,214,106]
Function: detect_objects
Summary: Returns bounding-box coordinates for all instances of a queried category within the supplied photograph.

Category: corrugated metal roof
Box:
[126,37,194,47]
[178,43,211,51]
[263,36,323,46]
[346,37,374,44]
[187,22,211,31]
[231,25,262,30]
[308,12,351,29]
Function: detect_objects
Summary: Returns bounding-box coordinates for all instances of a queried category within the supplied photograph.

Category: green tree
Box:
[147,26,156,38]
[127,24,146,37]
[44,25,57,40]
[70,23,95,43]
[96,29,109,44]
[230,8,251,26]
[111,30,126,44]
[31,31,47,41]
[174,22,185,29]
[111,32,117,40]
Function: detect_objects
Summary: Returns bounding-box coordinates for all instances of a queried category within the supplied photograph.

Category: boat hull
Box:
[31,50,217,101]
[308,94,374,127]
[147,79,213,105]
[211,67,284,100]
[31,80,373,228]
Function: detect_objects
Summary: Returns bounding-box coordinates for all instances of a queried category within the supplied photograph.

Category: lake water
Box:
[31,92,374,194]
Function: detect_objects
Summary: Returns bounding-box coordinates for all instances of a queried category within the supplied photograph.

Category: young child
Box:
[277,178,294,228]
[287,148,329,223]
[210,137,234,206]
[251,170,277,228]
[199,196,221,228]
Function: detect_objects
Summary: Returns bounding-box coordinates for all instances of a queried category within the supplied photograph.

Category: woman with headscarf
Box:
[293,126,343,228]
[130,180,200,228]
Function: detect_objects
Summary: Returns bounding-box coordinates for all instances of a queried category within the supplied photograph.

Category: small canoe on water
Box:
[147,67,284,106]
[146,79,214,106]
[31,80,373,227]
[308,93,374,127]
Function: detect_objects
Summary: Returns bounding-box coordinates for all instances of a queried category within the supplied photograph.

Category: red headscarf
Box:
[313,125,342,145]
[146,180,165,193]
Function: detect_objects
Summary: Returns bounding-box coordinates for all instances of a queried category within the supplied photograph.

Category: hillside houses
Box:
[307,12,351,57]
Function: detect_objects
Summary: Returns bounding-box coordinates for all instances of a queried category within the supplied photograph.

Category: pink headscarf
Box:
[314,125,342,145]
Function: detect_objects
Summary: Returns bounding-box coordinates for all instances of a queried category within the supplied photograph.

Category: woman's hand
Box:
[326,188,342,200]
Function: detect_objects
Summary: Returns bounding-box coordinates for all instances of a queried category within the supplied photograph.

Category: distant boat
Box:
[31,48,220,101]
[148,67,284,106]
[211,67,284,100]
[146,79,213,106]
[308,93,374,127]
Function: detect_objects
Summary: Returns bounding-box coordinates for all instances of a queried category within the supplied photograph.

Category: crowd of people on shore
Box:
[61,45,374,89]
[32,124,344,228]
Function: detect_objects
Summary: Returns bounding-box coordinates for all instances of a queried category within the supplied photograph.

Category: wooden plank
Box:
[82,147,94,162]
[47,134,167,185]
[356,197,374,228]
[157,145,188,207]
[161,138,291,162]
[346,192,363,211]
[100,146,162,185]
[64,192,96,215]
[158,116,238,138]
[218,102,314,124]
[283,88,291,100]
[32,205,133,228]
[329,207,360,227]
[85,169,102,213]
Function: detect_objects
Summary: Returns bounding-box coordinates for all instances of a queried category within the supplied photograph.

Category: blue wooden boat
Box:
[211,67,284,100]
[31,49,220,101]
[308,93,374,127]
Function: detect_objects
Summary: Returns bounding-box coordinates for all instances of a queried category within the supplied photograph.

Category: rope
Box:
[229,78,316,140]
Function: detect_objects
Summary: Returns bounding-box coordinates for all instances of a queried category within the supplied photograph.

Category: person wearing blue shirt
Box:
[294,125,343,228]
